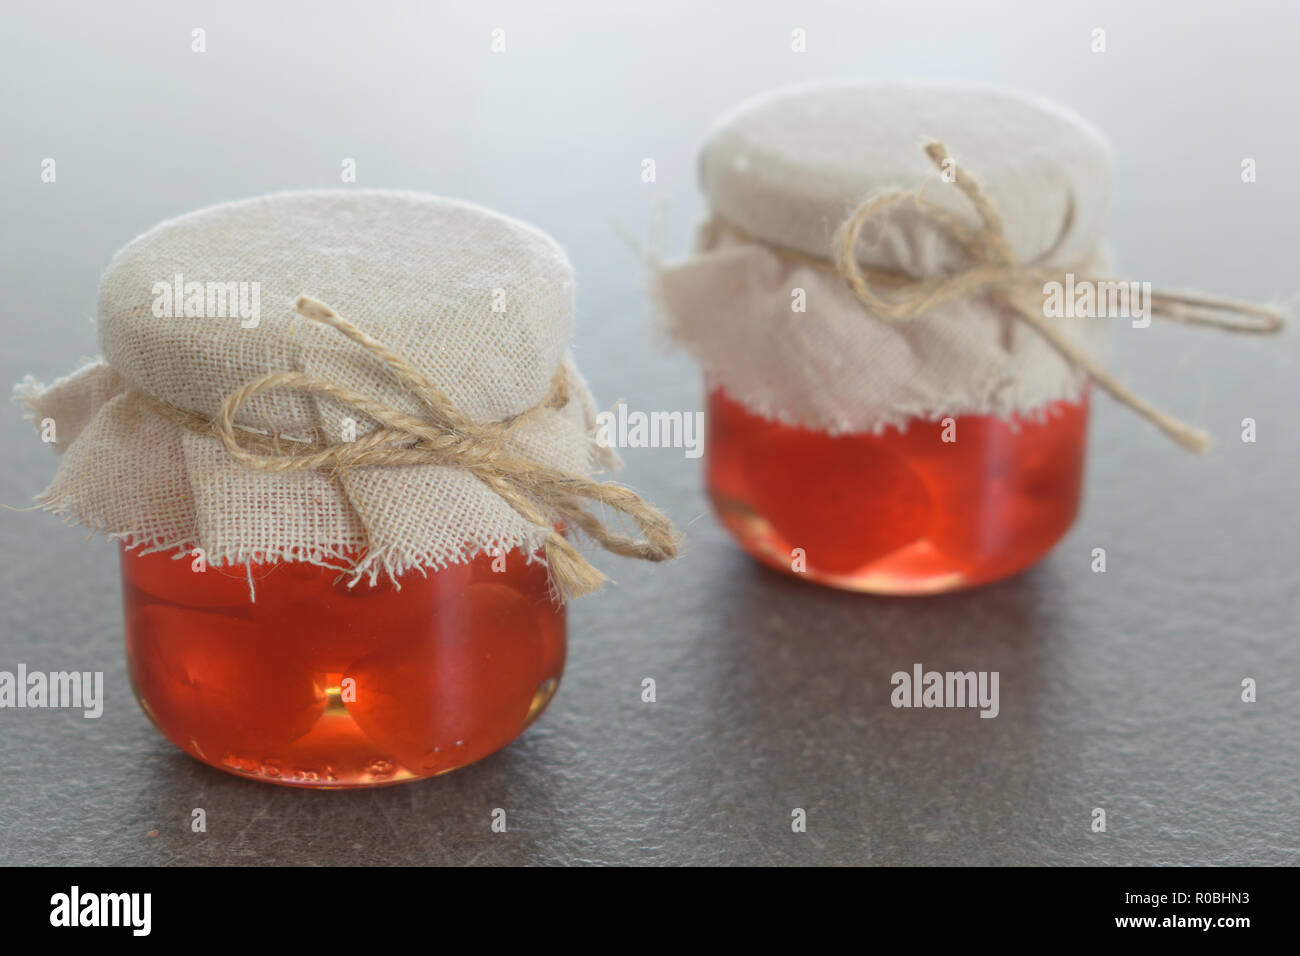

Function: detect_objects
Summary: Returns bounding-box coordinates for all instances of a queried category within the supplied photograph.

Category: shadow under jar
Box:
[120,545,566,787]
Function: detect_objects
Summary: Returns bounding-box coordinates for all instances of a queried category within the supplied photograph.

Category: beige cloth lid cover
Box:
[19,190,616,581]
[656,80,1117,433]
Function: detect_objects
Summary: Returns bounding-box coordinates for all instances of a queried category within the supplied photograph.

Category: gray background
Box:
[2,0,1296,865]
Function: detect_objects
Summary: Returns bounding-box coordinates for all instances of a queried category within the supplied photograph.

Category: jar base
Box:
[144,674,562,789]
[705,387,1088,594]
[121,546,567,788]
[710,491,1062,594]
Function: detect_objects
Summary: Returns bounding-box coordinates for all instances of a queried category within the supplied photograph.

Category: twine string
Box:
[141,296,680,600]
[829,140,1286,453]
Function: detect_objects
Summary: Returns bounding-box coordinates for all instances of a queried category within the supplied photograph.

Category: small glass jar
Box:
[705,385,1088,593]
[19,191,666,788]
[120,545,565,787]
[657,81,1115,593]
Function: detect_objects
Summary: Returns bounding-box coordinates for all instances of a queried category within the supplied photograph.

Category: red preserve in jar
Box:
[119,545,566,785]
[705,386,1089,592]
[22,191,676,786]
[656,82,1118,592]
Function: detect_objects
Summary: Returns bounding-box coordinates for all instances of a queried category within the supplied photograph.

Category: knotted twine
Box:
[822,141,1284,453]
[137,296,681,601]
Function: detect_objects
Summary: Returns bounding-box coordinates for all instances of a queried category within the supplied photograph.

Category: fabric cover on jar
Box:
[18,191,619,584]
[655,80,1116,434]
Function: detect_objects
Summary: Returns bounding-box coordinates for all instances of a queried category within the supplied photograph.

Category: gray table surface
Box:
[2,1,1297,866]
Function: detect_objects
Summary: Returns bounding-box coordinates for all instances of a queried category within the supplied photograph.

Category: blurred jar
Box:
[656,81,1113,592]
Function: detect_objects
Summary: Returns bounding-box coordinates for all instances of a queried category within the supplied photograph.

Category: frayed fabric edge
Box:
[32,487,558,605]
[694,357,1094,438]
[649,239,1101,437]
[17,357,611,606]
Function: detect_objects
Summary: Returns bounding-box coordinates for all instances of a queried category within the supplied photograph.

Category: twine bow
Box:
[831,141,1285,453]
[147,296,680,600]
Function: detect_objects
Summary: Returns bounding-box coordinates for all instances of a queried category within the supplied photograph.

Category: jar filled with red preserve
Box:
[21,191,677,786]
[656,82,1127,593]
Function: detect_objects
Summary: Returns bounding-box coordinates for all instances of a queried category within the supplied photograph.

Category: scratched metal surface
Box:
[1,1,1297,866]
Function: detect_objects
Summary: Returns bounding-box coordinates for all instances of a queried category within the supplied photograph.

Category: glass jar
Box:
[652,82,1115,594]
[705,385,1089,593]
[22,189,676,789]
[120,545,565,787]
